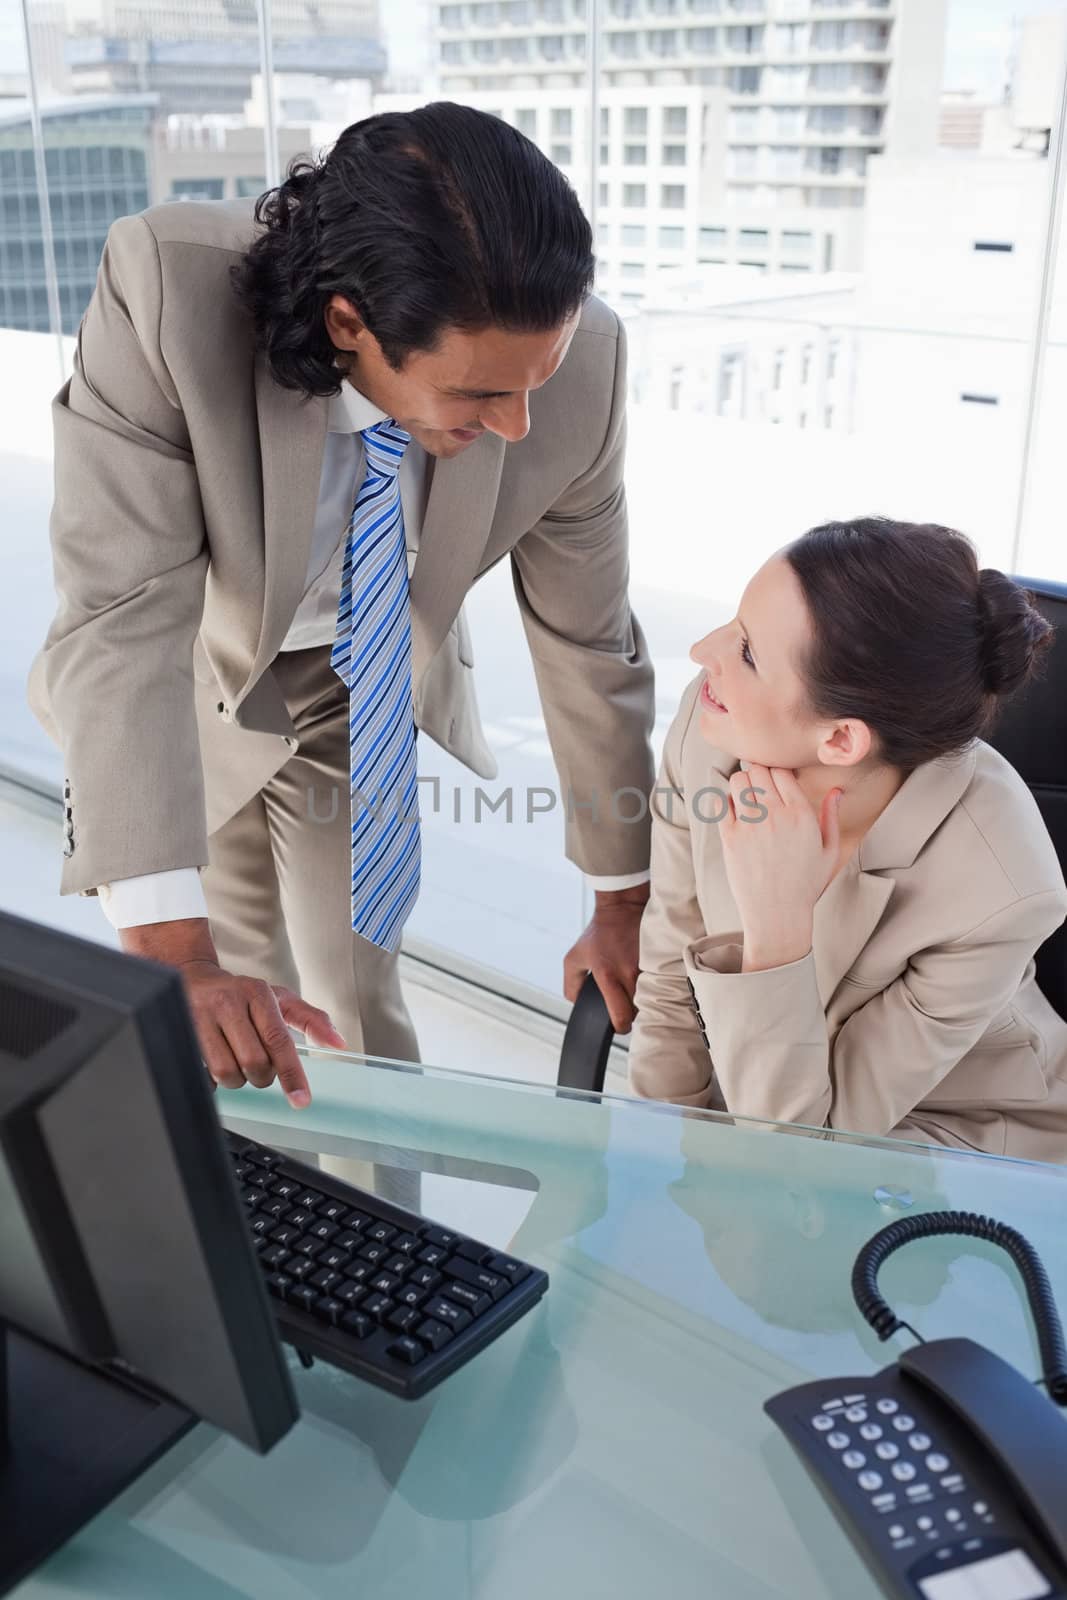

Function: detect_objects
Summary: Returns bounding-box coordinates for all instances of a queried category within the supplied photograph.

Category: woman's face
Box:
[690,553,845,771]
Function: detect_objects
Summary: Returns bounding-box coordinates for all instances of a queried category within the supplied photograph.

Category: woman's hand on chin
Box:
[718,764,843,972]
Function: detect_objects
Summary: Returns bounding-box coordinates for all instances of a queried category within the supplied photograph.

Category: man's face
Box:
[324,296,580,458]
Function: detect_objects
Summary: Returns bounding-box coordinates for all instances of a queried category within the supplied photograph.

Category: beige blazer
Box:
[629,674,1067,1163]
[27,198,655,896]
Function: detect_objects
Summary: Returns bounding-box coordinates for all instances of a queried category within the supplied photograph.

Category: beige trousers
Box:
[201,644,420,1066]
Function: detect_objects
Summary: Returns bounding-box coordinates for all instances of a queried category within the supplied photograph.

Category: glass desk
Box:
[20,1051,1067,1600]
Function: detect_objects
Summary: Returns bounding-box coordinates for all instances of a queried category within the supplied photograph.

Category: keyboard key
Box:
[288,1256,319,1282]
[423,1297,472,1333]
[842,1451,866,1470]
[270,1224,302,1248]
[340,1310,373,1339]
[415,1318,453,1352]
[876,1442,900,1461]
[486,1253,531,1285]
[387,1306,420,1333]
[261,1198,291,1220]
[260,1245,293,1272]
[892,1415,916,1433]
[242,1187,264,1208]
[293,1237,323,1259]
[891,1463,917,1482]
[257,1151,282,1169]
[264,1272,292,1299]
[362,1292,394,1321]
[876,1399,899,1415]
[251,1215,275,1237]
[359,1242,389,1266]
[285,1284,319,1312]
[389,1336,426,1366]
[444,1257,507,1302]
[384,1254,413,1279]
[270,1177,302,1201]
[313,1297,346,1326]
[316,1198,349,1224]
[294,1190,321,1212]
[252,1236,269,1254]
[860,1423,883,1442]
[247,1170,271,1189]
[389,1232,421,1256]
[827,1432,849,1450]
[453,1239,491,1265]
[308,1220,339,1244]
[397,1284,429,1309]
[410,1265,443,1290]
[336,1280,367,1307]
[309,1268,342,1295]
[859,1472,884,1492]
[813,1415,834,1432]
[334,1230,364,1254]
[926,1454,950,1475]
[344,1261,374,1286]
[421,1227,458,1249]
[367,1222,397,1247]
[318,1246,352,1273]
[341,1211,371,1235]
[444,1282,491,1317]
[845,1406,867,1424]
[418,1245,449,1268]
[370,1272,402,1297]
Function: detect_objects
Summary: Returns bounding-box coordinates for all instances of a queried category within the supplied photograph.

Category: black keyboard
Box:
[226,1131,549,1399]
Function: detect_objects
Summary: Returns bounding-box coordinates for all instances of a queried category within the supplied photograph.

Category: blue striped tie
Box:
[331,420,420,953]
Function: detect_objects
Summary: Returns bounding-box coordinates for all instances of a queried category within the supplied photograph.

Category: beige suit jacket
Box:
[27,199,655,896]
[629,674,1067,1163]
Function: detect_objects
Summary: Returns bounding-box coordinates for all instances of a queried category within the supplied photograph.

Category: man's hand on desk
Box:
[118,918,346,1108]
[563,881,650,1035]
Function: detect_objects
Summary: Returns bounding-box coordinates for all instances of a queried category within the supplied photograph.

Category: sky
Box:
[0,1,1065,102]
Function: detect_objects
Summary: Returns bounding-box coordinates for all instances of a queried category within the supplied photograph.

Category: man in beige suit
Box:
[29,103,655,1106]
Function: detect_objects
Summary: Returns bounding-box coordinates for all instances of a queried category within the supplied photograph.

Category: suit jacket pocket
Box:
[923,1040,1049,1107]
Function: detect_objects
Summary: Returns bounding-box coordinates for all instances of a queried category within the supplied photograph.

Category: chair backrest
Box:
[984,578,1067,1022]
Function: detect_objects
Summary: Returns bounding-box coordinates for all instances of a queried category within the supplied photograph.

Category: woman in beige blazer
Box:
[629,517,1067,1163]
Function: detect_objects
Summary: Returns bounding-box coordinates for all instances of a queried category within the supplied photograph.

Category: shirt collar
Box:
[327,376,392,435]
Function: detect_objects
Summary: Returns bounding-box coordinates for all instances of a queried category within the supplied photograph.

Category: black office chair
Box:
[555,576,1067,1094]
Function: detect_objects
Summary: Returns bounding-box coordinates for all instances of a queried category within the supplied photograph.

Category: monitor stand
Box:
[0,1320,195,1597]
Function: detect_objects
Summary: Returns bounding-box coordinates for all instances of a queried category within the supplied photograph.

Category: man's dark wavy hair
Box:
[231,101,595,396]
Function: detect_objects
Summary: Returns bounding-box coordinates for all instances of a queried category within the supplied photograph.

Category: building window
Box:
[664,106,689,136]
[170,179,225,201]
[773,350,784,389]
[551,143,573,165]
[600,106,610,135]
[738,227,768,248]
[551,107,572,136]
[236,176,266,198]
[621,223,647,244]
[621,261,644,280]
[662,143,687,165]
[661,184,686,208]
[624,107,648,136]
[623,143,647,165]
[623,183,647,207]
[819,147,842,174]
[600,142,610,163]
[599,182,610,206]
[515,108,537,136]
[658,226,685,248]
[827,337,840,378]
[960,393,1000,406]
[974,240,1014,253]
[700,225,727,251]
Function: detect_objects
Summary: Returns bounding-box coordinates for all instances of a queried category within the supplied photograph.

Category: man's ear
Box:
[324,294,368,353]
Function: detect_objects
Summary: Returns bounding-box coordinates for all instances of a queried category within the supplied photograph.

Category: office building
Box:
[0,95,155,334]
[435,0,949,286]
[26,0,385,115]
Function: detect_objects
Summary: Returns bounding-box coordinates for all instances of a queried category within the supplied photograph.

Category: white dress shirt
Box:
[97,379,648,931]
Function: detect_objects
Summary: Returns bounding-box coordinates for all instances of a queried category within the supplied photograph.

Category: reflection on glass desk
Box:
[22,1050,1067,1600]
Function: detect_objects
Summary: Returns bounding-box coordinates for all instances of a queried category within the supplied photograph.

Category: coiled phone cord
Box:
[851,1210,1067,1406]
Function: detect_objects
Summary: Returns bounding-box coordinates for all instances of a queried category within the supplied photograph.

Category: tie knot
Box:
[361,421,411,480]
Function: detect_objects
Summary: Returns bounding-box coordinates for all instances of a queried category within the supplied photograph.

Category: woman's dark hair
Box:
[784,517,1054,771]
[230,101,595,394]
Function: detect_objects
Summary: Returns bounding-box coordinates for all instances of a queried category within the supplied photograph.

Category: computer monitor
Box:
[0,910,299,1594]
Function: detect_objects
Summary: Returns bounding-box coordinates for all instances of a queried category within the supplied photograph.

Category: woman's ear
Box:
[820,718,873,768]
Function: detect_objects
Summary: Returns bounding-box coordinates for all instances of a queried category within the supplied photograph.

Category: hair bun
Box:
[975,569,1053,697]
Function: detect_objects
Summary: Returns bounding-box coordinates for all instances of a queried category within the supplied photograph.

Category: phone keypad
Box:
[804,1389,1000,1554]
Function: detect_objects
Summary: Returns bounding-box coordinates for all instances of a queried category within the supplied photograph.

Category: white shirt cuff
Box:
[585,870,652,893]
[97,868,208,930]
